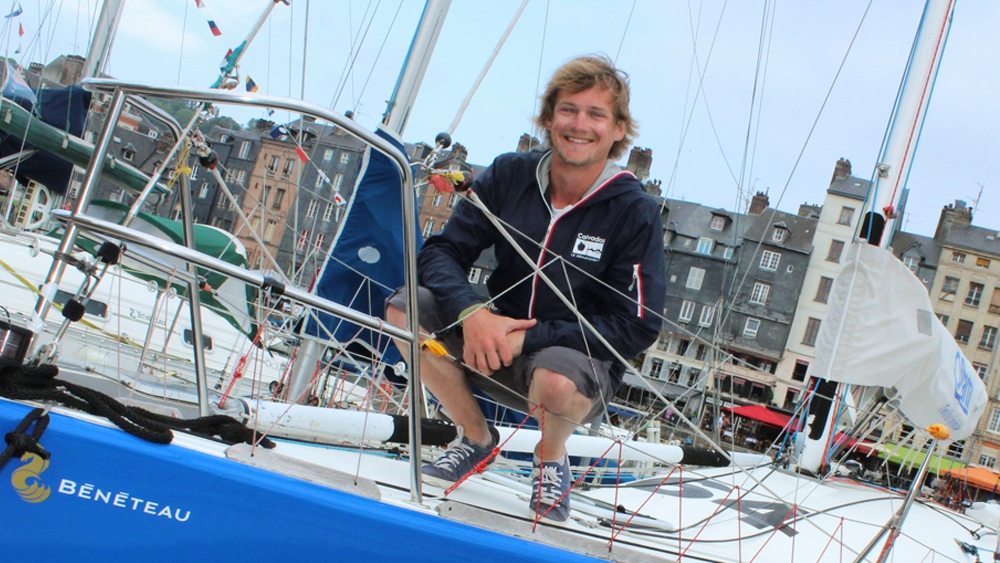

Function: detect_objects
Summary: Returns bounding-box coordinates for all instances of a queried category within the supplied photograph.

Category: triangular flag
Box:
[207,20,222,36]
[5,3,22,18]
[219,48,233,70]
[194,0,205,7]
[245,76,259,93]
[333,192,346,206]
[295,146,309,163]
[13,44,20,54]
[18,23,23,36]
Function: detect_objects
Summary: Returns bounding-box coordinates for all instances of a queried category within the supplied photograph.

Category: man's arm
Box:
[522,200,666,361]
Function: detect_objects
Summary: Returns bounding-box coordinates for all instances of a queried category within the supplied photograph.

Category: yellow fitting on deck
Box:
[927,423,950,440]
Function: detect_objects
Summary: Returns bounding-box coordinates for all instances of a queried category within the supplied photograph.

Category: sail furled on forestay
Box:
[813,242,986,440]
[304,126,420,366]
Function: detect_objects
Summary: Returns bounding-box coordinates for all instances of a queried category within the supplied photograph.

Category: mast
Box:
[860,0,955,247]
[799,0,956,475]
[381,0,452,135]
[83,0,126,79]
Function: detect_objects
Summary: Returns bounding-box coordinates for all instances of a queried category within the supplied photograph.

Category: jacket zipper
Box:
[629,263,644,318]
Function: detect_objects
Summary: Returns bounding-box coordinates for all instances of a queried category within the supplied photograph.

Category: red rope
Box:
[678,486,743,559]
[813,516,844,563]
[443,405,540,497]
[610,464,681,545]
[747,503,798,563]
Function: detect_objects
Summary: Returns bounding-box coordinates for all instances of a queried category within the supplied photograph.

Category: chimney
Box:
[516,133,540,153]
[625,147,653,182]
[831,158,852,186]
[797,203,822,219]
[644,178,662,197]
[749,191,769,216]
[254,119,275,133]
[451,143,468,163]
[934,199,974,242]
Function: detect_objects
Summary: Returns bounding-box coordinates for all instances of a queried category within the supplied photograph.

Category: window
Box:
[698,305,715,327]
[974,363,988,380]
[992,288,1000,314]
[468,268,482,284]
[953,252,966,264]
[803,318,822,346]
[723,247,733,260]
[902,255,918,272]
[827,240,844,263]
[332,174,344,190]
[306,200,319,217]
[771,228,787,243]
[190,164,199,180]
[937,314,950,326]
[224,168,237,183]
[122,148,135,161]
[759,250,780,271]
[686,267,705,290]
[696,344,708,361]
[322,202,334,221]
[238,141,251,159]
[447,194,459,209]
[340,153,350,164]
[335,207,343,222]
[678,300,695,322]
[283,159,295,176]
[297,230,309,250]
[263,220,276,242]
[710,215,725,231]
[792,360,809,382]
[649,358,664,380]
[250,216,261,232]
[942,276,960,295]
[956,320,974,344]
[980,454,997,469]
[673,339,690,356]
[422,219,436,238]
[236,169,247,186]
[432,194,443,207]
[323,149,334,162]
[272,189,285,209]
[838,207,855,226]
[750,282,770,305]
[978,257,992,269]
[314,233,325,249]
[947,440,966,459]
[315,173,326,188]
[198,183,209,198]
[988,408,1000,434]
[52,290,108,318]
[967,282,984,307]
[981,326,997,350]
[815,276,834,303]
[268,155,279,172]
[218,134,230,143]
[697,237,714,255]
[743,318,761,338]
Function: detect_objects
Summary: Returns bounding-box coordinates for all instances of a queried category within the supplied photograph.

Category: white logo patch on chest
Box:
[571,233,605,262]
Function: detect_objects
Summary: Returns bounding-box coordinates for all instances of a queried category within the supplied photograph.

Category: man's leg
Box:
[527,367,595,460]
[385,303,492,447]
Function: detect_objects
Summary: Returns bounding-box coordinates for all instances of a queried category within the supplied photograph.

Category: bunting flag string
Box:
[4,3,21,18]
[208,20,222,36]
[266,123,344,204]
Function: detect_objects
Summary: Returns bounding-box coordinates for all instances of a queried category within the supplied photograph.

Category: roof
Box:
[828,175,870,200]
[943,224,1000,258]
[891,231,942,266]
[741,207,817,254]
[943,466,1000,490]
[722,405,792,428]
[665,198,751,242]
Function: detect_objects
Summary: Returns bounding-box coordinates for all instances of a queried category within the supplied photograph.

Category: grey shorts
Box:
[386,287,613,421]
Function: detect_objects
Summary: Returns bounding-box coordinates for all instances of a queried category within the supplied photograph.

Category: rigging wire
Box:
[177,0,188,85]
[531,0,549,129]
[329,0,379,112]
[613,0,637,65]
[352,0,404,116]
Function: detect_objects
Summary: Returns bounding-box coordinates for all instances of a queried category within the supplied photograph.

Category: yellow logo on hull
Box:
[11,453,51,503]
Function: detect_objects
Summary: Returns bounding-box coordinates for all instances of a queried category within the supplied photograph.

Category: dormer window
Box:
[710,215,725,231]
[771,227,787,243]
[121,143,136,162]
[696,237,714,255]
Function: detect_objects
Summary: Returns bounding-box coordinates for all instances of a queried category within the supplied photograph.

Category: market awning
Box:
[943,466,1000,490]
[868,442,967,474]
[722,405,792,429]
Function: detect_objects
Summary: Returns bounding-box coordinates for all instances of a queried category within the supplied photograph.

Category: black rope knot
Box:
[0,407,50,472]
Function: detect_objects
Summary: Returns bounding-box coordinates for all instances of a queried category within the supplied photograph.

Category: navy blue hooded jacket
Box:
[418,150,667,388]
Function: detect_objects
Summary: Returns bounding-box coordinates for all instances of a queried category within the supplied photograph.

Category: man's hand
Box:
[461,308,536,376]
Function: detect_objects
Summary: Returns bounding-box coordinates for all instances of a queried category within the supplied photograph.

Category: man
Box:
[387,55,666,521]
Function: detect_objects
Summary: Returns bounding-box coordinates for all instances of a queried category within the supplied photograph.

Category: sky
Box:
[6,0,999,238]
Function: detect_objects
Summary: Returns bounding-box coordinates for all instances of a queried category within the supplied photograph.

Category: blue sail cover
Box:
[305,127,420,370]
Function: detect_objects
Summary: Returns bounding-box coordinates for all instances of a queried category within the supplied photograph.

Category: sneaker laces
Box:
[431,426,476,471]
[537,464,566,505]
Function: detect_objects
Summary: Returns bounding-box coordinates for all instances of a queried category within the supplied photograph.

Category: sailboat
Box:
[2,0,999,561]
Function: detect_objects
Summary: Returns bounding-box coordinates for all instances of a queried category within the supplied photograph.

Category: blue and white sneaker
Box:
[530,453,572,522]
[422,428,497,483]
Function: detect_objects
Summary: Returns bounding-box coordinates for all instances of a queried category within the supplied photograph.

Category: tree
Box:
[147,98,241,134]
